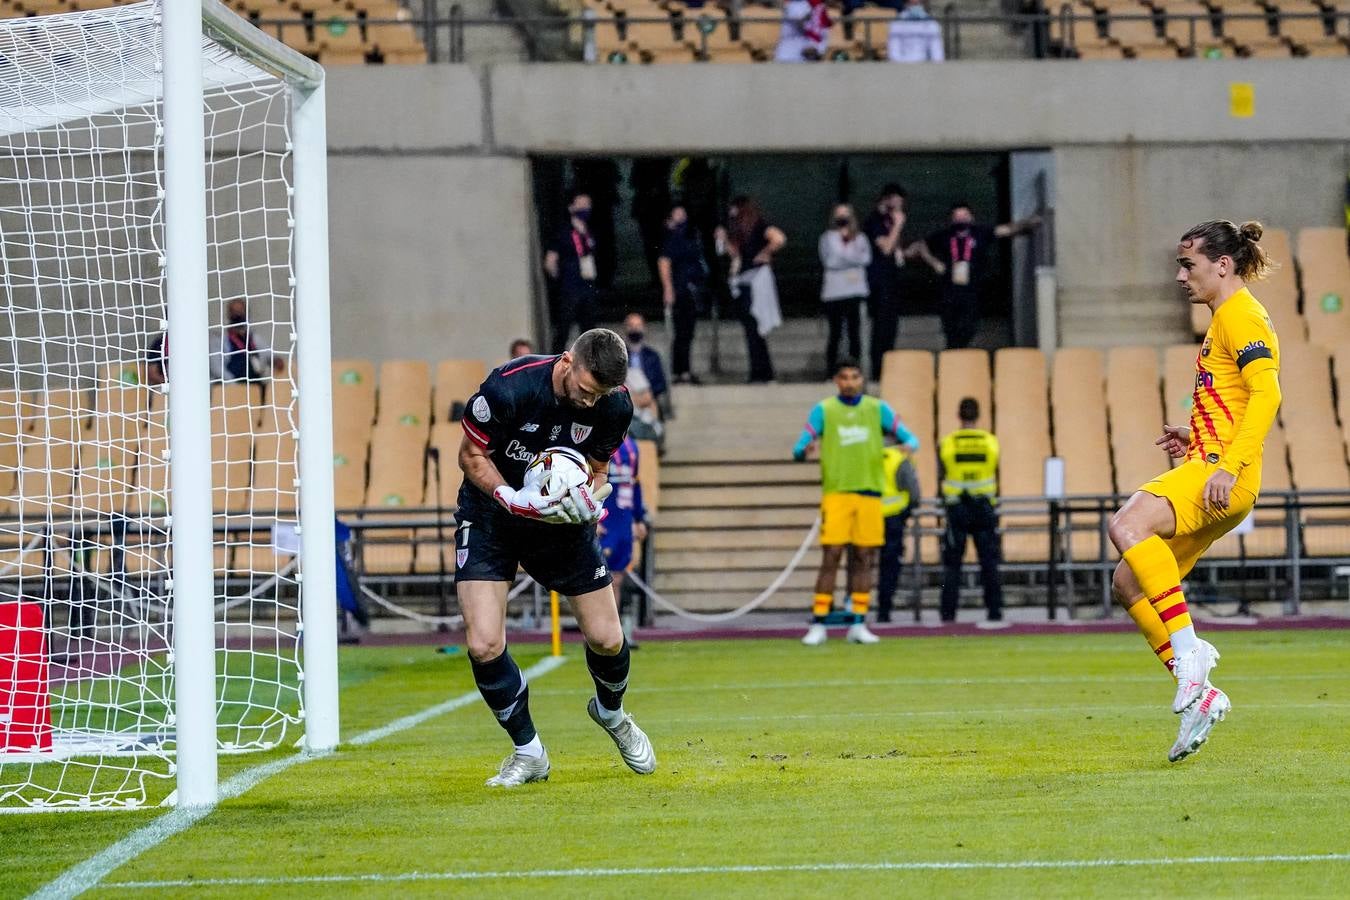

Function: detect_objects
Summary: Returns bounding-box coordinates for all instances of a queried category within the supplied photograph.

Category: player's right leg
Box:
[570,584,657,775]
[459,580,550,787]
[1111,560,1177,675]
[1108,485,1215,713]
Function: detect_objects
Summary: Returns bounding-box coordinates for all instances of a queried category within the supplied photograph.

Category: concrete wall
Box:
[318,61,1350,361]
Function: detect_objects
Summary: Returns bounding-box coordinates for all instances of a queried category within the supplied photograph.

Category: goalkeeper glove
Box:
[560,482,612,525]
[493,484,571,524]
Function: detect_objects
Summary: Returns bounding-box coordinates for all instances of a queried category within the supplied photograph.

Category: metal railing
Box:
[255,3,1350,64]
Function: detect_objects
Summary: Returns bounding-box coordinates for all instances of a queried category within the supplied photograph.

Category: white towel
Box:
[732,265,782,337]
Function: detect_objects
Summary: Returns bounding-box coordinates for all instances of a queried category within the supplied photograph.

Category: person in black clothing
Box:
[718,195,786,383]
[861,184,909,379]
[913,201,1041,350]
[657,201,708,384]
[457,328,657,787]
[544,189,600,354]
[631,157,673,286]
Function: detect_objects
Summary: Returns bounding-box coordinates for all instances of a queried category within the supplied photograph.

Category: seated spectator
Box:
[887,0,944,62]
[624,312,671,419]
[776,0,832,61]
[818,203,871,380]
[209,298,283,382]
[509,338,535,359]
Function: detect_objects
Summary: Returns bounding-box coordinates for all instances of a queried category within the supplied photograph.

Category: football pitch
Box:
[5,629,1350,898]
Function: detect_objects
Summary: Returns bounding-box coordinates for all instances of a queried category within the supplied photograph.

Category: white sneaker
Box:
[846,623,880,644]
[1168,685,1231,762]
[587,698,657,775]
[1172,639,1220,713]
[802,623,828,646]
[484,747,551,787]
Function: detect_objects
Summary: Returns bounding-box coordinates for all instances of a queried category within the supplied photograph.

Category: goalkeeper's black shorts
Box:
[452,502,611,597]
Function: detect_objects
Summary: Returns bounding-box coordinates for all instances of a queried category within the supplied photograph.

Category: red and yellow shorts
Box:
[820,492,884,548]
[1138,458,1260,578]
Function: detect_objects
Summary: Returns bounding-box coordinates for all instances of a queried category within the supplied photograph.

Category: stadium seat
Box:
[412,421,465,574]
[24,389,88,442]
[252,430,299,515]
[993,348,1051,562]
[1162,343,1201,462]
[1162,1,1218,52]
[879,349,937,498]
[372,23,428,64]
[1051,348,1114,562]
[0,388,26,482]
[1332,344,1350,448]
[1275,0,1338,54]
[376,359,431,428]
[362,418,429,574]
[1278,341,1336,427]
[636,437,660,515]
[1296,227,1350,348]
[1107,2,1178,56]
[1106,345,1168,496]
[130,409,171,519]
[434,359,488,422]
[210,383,258,514]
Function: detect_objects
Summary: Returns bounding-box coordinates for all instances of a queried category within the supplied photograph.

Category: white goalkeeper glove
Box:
[560,481,612,525]
[493,483,571,524]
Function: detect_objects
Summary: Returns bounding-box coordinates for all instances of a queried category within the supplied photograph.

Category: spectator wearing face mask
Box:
[716,195,786,384]
[818,203,871,381]
[209,298,283,382]
[657,201,708,385]
[543,188,600,354]
[862,184,909,379]
[624,312,670,419]
[911,201,1041,349]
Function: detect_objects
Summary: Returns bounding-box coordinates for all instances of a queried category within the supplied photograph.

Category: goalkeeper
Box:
[456,329,656,787]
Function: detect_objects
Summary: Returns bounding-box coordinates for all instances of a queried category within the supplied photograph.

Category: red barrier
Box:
[0,601,52,753]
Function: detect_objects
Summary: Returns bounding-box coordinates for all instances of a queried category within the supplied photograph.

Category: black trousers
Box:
[550,286,598,354]
[940,497,1003,621]
[671,288,699,378]
[940,288,979,350]
[876,511,910,623]
[823,297,863,378]
[737,289,774,383]
[868,285,900,380]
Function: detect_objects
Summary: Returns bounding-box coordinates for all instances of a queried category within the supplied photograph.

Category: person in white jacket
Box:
[887,0,945,63]
[818,204,872,380]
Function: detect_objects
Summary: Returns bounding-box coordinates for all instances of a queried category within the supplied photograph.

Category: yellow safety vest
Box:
[938,428,1000,503]
[881,446,911,518]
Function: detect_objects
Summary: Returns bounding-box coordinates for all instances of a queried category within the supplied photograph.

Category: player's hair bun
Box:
[1239,221,1263,242]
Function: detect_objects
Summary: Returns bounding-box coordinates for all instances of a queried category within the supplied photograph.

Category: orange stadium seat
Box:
[1297,227,1350,348]
[993,348,1051,563]
[879,349,937,497]
[1051,348,1114,562]
[434,359,488,422]
[1106,345,1168,496]
[376,360,431,427]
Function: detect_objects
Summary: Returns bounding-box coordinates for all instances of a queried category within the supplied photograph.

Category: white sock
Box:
[595,700,625,726]
[1169,625,1199,657]
[514,735,545,758]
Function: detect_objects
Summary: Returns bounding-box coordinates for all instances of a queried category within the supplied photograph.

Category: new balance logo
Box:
[595,566,608,579]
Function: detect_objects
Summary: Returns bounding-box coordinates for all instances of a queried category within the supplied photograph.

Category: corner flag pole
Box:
[549,591,562,657]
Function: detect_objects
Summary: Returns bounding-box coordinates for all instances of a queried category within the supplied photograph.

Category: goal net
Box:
[0,0,334,811]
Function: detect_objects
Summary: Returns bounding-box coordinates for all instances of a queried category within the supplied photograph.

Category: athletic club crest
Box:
[456,548,468,568]
[570,423,592,443]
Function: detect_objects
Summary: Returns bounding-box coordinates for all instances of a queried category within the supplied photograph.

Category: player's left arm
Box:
[879,401,921,454]
[1206,312,1282,511]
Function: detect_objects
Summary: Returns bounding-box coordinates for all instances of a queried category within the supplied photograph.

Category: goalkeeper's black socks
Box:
[585,639,631,718]
[471,649,539,750]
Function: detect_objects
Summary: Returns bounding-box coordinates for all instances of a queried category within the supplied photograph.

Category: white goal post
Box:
[0,0,337,811]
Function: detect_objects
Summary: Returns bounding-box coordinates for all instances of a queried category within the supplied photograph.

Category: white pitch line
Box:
[532,670,1349,697]
[104,852,1350,889]
[28,655,569,900]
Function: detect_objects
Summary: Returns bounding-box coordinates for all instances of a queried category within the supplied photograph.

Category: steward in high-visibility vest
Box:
[937,397,1004,625]
[877,445,920,623]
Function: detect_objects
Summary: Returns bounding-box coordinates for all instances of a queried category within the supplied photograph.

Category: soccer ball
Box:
[524,446,590,496]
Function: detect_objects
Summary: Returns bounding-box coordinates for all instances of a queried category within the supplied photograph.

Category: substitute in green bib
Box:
[793,358,919,646]
[938,396,1003,625]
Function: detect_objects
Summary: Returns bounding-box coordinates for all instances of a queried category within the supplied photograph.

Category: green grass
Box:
[3,630,1350,898]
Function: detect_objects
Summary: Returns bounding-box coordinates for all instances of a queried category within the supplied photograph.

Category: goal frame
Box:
[164,0,337,809]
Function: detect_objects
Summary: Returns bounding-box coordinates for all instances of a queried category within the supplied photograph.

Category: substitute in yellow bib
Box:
[876,445,920,623]
[1107,219,1282,764]
[938,397,1002,625]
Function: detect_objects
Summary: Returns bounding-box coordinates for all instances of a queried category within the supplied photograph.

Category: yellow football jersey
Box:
[1188,287,1280,464]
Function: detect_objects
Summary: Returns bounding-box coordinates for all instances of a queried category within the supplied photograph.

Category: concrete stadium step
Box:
[660,483,821,509]
[648,591,804,613]
[655,568,820,593]
[657,505,818,530]
[660,461,814,487]
[657,547,822,572]
[653,526,812,551]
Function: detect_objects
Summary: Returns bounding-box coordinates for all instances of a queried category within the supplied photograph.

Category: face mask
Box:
[833,218,850,229]
[627,330,644,344]
[572,208,591,223]
[670,220,687,234]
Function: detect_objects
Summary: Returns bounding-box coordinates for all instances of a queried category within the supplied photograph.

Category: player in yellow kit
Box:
[1107,220,1282,762]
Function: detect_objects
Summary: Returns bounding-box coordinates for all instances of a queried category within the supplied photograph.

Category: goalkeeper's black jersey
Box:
[456,354,632,517]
